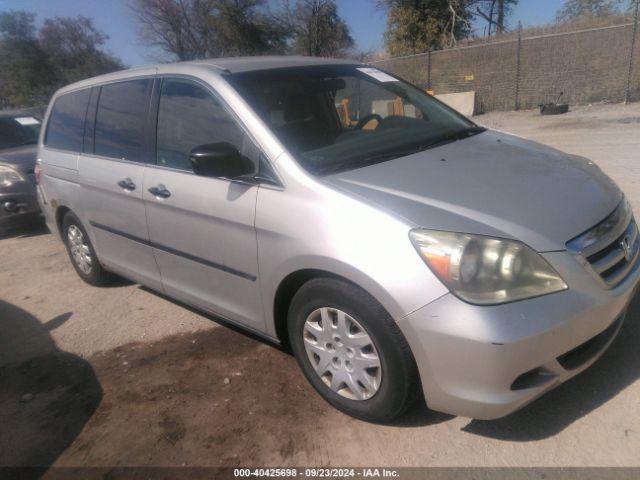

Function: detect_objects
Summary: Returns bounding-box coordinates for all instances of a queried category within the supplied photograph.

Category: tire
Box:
[62,212,112,286]
[540,103,569,115]
[288,277,418,422]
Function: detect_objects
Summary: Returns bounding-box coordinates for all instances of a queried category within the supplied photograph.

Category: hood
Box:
[0,144,38,175]
[323,130,621,252]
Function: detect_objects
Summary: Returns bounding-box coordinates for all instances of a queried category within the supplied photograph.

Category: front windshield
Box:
[0,116,41,150]
[226,65,482,175]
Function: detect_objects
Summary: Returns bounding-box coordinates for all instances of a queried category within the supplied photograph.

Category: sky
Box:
[0,0,567,67]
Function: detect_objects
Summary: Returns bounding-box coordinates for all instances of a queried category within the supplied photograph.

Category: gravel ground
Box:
[1,102,639,469]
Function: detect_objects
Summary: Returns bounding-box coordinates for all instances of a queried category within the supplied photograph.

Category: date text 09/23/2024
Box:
[233,468,400,478]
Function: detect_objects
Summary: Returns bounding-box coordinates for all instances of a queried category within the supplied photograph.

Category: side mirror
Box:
[189,142,254,179]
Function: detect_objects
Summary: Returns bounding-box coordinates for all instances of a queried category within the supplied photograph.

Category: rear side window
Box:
[94,79,151,162]
[45,89,90,152]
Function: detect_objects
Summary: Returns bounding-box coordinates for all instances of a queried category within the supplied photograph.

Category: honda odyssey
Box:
[36,57,639,422]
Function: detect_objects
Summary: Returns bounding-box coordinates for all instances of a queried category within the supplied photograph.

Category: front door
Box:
[143,77,263,329]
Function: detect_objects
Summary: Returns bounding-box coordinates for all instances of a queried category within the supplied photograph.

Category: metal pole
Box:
[625,0,639,104]
[427,50,432,90]
[515,22,522,111]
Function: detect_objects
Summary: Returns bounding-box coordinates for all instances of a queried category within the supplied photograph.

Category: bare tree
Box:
[130,0,287,61]
[446,0,475,46]
[284,0,354,57]
[130,0,215,60]
[473,0,518,36]
[376,0,473,54]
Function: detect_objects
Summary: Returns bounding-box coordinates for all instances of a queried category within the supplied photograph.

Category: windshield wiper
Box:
[315,126,486,176]
[420,126,486,150]
[315,150,414,176]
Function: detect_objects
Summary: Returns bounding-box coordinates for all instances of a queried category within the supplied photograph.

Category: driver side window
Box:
[156,78,249,172]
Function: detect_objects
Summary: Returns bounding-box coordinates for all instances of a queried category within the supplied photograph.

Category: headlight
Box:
[0,165,24,185]
[409,229,567,305]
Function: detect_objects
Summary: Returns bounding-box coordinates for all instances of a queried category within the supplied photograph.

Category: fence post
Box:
[427,49,432,90]
[625,0,639,104]
[515,22,522,111]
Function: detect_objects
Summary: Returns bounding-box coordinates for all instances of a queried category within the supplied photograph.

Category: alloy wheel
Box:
[67,225,92,275]
[302,307,382,400]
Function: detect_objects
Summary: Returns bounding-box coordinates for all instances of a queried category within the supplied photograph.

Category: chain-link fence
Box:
[372,18,640,113]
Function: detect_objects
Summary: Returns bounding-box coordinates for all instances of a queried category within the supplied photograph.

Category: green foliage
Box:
[0,11,55,108]
[380,0,474,56]
[556,0,624,22]
[0,11,124,109]
[39,16,124,85]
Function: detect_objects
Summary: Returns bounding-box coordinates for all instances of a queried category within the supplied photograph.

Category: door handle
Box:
[148,185,171,199]
[117,178,136,191]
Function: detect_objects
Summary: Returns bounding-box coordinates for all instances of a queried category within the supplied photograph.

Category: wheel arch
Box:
[55,204,72,236]
[272,268,398,350]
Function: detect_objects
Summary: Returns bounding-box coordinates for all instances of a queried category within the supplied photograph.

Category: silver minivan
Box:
[37,56,639,422]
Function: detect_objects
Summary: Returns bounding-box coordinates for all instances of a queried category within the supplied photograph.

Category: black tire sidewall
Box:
[288,278,417,422]
[62,213,102,285]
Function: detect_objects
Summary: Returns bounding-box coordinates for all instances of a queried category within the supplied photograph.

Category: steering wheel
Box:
[355,113,383,130]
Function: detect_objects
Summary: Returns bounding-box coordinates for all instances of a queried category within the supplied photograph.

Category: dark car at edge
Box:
[0,110,42,230]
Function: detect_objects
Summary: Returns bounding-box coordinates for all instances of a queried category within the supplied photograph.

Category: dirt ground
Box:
[1,102,640,469]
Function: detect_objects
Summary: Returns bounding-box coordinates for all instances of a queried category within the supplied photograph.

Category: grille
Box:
[567,200,640,289]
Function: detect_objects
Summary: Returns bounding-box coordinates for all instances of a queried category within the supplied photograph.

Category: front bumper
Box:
[398,249,640,420]
[0,181,40,228]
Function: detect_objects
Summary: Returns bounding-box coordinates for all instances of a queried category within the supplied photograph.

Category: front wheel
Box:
[288,278,419,422]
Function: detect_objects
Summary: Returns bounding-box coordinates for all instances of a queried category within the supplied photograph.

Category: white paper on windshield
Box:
[15,116,40,125]
[357,68,398,82]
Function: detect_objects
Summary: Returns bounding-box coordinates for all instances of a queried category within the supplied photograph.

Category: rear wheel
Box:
[288,277,418,422]
[62,212,112,286]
